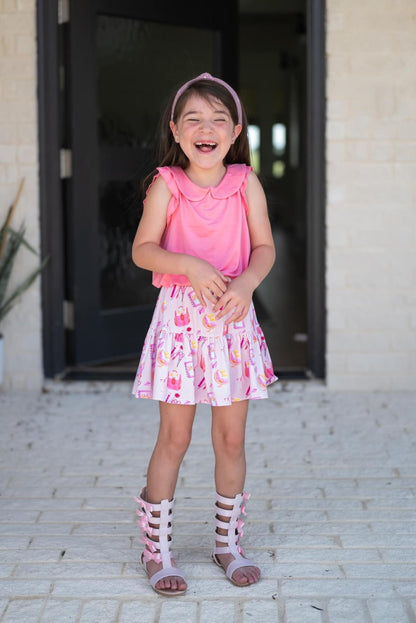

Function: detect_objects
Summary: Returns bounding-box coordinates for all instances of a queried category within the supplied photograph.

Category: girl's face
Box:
[169,94,242,174]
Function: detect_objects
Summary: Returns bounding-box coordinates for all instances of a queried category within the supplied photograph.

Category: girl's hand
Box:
[185,257,229,306]
[213,276,253,323]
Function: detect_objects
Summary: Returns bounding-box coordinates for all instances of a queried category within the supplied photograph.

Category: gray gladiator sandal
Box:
[212,491,261,586]
[135,487,186,596]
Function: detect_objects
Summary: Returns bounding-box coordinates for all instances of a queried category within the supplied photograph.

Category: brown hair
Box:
[143,77,251,193]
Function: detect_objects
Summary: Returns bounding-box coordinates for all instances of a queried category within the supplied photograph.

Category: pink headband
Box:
[170,72,242,125]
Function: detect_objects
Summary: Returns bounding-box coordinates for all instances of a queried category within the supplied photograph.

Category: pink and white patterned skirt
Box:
[131,286,277,406]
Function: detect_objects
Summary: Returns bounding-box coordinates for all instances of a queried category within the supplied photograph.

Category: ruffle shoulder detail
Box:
[156,166,180,199]
[169,164,252,200]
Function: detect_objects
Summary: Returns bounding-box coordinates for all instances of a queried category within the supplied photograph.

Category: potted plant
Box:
[0,179,48,386]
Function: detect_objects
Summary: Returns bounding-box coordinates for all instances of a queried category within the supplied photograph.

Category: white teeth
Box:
[196,142,216,146]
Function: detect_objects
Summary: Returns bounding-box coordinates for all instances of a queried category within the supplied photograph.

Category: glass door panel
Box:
[67,0,235,366]
[239,0,307,371]
[97,16,216,312]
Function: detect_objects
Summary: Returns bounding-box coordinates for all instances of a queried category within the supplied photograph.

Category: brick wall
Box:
[326,0,416,389]
[0,0,43,390]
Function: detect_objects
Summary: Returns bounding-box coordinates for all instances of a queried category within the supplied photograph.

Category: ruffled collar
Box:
[171,164,249,200]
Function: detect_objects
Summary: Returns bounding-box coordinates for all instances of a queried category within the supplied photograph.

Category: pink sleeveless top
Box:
[151,164,252,288]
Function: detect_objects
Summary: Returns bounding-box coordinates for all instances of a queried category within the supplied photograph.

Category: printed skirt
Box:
[132,286,277,406]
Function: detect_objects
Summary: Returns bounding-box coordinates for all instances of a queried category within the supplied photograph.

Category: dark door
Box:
[66,0,238,365]
[238,2,308,374]
[41,0,324,378]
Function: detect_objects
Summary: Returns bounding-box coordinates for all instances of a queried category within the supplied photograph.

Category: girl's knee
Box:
[157,403,195,461]
[160,428,192,460]
[213,429,245,458]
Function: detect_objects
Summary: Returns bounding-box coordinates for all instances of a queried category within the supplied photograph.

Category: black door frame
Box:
[306,0,326,378]
[37,0,66,376]
[37,0,326,379]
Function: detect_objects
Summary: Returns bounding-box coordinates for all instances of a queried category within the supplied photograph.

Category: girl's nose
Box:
[199,119,214,132]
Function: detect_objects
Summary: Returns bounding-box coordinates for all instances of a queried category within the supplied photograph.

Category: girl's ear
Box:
[169,120,180,143]
[232,123,243,143]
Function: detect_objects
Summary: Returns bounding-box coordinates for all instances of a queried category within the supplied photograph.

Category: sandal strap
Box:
[148,565,186,589]
[136,487,186,594]
[215,491,250,506]
[136,488,177,570]
[213,490,251,559]
[223,557,256,581]
[213,544,244,555]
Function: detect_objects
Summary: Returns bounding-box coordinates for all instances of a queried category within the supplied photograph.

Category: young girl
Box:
[132,72,277,596]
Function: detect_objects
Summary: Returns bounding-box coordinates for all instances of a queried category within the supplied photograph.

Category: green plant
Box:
[0,179,48,327]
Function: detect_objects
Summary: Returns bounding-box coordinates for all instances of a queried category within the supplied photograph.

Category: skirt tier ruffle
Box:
[132,286,277,406]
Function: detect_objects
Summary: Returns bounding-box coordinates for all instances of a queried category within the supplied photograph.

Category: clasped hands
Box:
[186,257,253,324]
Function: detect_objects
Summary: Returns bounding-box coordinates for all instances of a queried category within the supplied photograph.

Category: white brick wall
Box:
[326,0,416,390]
[0,0,43,390]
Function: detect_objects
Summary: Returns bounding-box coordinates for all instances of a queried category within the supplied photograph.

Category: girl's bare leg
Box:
[144,402,196,593]
[211,400,260,585]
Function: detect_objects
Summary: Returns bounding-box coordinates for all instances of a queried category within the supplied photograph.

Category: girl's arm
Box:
[214,171,276,322]
[132,175,228,304]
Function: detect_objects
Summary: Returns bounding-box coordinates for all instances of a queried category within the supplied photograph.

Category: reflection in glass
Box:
[272,123,286,155]
[248,124,260,173]
[272,123,286,178]
[239,1,307,369]
[96,15,215,310]
[272,160,285,178]
[99,181,157,310]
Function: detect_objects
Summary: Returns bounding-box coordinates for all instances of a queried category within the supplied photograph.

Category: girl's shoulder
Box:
[145,167,178,200]
[244,170,268,219]
[143,169,174,211]
[222,164,253,199]
[227,163,252,179]
[245,168,263,190]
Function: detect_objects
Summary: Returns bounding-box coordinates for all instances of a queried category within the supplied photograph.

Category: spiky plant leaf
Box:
[2,225,38,255]
[0,226,26,308]
[0,205,14,259]
[0,257,48,323]
[0,216,48,325]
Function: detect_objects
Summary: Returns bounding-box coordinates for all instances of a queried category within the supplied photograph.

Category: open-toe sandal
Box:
[211,491,260,587]
[135,487,186,596]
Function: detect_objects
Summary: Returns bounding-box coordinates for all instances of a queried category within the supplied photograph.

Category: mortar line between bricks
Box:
[234,600,243,623]
[195,599,201,623]
[113,601,122,623]
[0,603,9,622]
[37,593,52,623]
[0,596,49,617]
[363,598,375,623]
[75,600,83,623]
[268,520,416,525]
[405,598,416,623]
[277,585,286,623]
[320,599,330,623]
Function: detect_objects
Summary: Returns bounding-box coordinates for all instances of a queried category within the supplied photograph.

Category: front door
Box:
[65,0,238,365]
[40,0,325,378]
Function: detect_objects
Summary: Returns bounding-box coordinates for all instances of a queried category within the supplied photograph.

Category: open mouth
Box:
[195,142,217,152]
